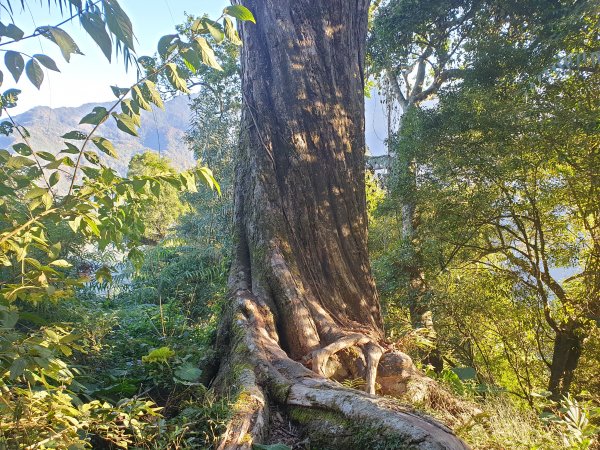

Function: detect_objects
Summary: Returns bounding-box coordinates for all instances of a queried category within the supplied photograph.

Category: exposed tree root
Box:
[365,342,385,395]
[211,289,471,449]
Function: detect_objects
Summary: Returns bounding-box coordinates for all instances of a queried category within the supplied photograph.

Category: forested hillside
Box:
[0,1,598,449]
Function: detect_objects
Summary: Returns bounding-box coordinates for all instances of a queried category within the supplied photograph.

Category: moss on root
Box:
[288,406,419,450]
[289,406,351,427]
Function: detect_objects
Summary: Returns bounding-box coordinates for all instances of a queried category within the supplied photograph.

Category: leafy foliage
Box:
[0,1,255,447]
[369,0,599,447]
[127,152,189,243]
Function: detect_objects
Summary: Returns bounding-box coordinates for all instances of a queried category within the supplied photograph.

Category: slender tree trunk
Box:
[392,101,443,372]
[548,326,583,401]
[210,2,471,448]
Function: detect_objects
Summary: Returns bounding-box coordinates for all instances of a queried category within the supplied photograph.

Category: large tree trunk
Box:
[211,2,470,448]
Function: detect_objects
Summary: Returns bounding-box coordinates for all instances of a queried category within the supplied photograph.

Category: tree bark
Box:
[548,326,583,401]
[211,1,470,448]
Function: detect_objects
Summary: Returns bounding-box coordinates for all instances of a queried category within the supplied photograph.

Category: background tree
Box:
[415,70,599,401]
[127,151,188,244]
[379,0,599,403]
[178,28,240,251]
[368,0,477,370]
[368,0,599,375]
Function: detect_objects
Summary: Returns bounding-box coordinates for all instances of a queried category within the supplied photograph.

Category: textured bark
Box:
[230,0,383,358]
[211,1,470,448]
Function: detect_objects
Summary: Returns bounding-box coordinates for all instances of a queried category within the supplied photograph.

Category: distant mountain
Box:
[0,95,196,176]
[2,94,390,178]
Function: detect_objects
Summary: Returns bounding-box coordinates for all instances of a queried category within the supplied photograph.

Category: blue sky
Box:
[4,0,229,113]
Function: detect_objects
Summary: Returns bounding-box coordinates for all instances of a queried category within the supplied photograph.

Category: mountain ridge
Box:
[0,95,196,176]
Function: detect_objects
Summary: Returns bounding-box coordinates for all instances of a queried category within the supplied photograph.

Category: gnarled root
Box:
[307,333,384,395]
[303,332,479,426]
[211,289,470,449]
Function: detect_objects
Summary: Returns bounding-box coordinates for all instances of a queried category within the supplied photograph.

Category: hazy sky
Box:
[3,0,387,154]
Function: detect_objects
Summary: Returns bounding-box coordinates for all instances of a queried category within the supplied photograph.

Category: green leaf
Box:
[81,166,100,179]
[191,18,207,33]
[36,151,56,161]
[194,37,223,71]
[6,155,36,169]
[224,5,256,23]
[24,186,47,200]
[150,180,161,197]
[101,167,115,184]
[132,178,146,192]
[84,216,100,236]
[205,19,224,43]
[59,345,73,356]
[80,10,112,61]
[80,106,108,125]
[128,247,144,270]
[62,156,76,168]
[33,54,60,72]
[5,51,24,82]
[25,58,44,89]
[137,55,155,69]
[451,367,477,381]
[120,99,140,123]
[180,172,198,193]
[180,44,201,72]
[49,242,61,259]
[37,26,83,62]
[95,265,112,283]
[43,191,54,209]
[132,85,151,111]
[165,63,190,93]
[68,216,82,232]
[157,34,178,59]
[9,357,27,380]
[143,80,164,110]
[0,309,19,328]
[224,17,242,46]
[2,88,20,107]
[103,0,135,50]
[112,112,138,136]
[0,22,25,41]
[91,136,117,157]
[13,143,32,156]
[42,192,54,210]
[59,143,79,157]
[198,167,220,194]
[83,151,100,164]
[50,259,72,268]
[174,363,202,382]
[49,171,60,187]
[142,346,175,364]
[62,130,87,140]
[111,85,129,98]
[45,158,62,169]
